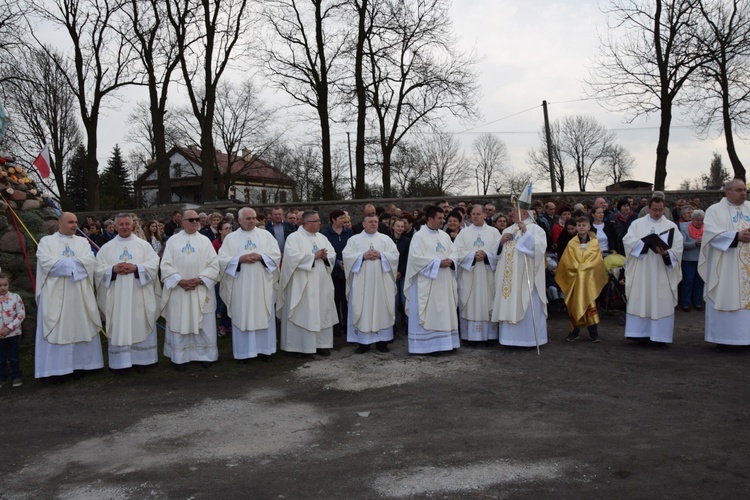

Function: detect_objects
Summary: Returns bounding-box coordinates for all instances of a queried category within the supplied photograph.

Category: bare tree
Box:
[125,101,189,173]
[0,0,24,86]
[527,121,573,192]
[558,115,615,191]
[499,168,534,197]
[364,0,479,197]
[420,131,468,196]
[690,0,750,181]
[587,0,705,190]
[166,0,251,203]
[26,0,141,210]
[260,0,347,201]
[599,144,636,185]
[123,0,184,204]
[473,133,510,195]
[0,46,82,206]
[390,141,427,197]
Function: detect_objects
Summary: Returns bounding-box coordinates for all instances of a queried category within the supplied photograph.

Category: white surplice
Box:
[95,234,161,368]
[623,215,683,343]
[452,223,500,341]
[35,233,103,378]
[404,226,459,354]
[490,219,548,347]
[219,228,281,359]
[160,231,220,363]
[342,231,399,344]
[277,227,338,353]
[698,198,750,344]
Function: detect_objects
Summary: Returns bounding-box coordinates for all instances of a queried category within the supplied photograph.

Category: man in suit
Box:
[265,207,296,254]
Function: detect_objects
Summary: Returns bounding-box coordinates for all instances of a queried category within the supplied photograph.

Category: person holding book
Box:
[623,197,684,345]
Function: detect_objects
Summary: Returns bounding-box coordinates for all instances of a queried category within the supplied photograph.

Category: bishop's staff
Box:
[511,183,540,355]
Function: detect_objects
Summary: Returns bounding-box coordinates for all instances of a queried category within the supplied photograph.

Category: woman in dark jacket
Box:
[324,209,353,337]
[589,206,624,255]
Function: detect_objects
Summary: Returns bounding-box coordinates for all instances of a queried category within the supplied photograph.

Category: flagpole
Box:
[511,193,541,356]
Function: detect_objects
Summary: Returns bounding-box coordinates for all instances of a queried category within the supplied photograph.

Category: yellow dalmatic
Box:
[555,234,608,329]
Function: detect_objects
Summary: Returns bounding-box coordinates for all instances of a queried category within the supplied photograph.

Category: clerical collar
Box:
[116,234,135,241]
[57,233,74,239]
[363,231,377,237]
[425,226,439,234]
[647,216,662,223]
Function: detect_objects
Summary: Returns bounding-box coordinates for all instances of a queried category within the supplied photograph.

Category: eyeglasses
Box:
[185,218,200,223]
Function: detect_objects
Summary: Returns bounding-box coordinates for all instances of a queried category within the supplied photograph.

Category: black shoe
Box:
[258,354,271,362]
[355,345,370,354]
[427,351,440,357]
[589,333,601,343]
[565,332,579,343]
[376,342,389,353]
[173,363,187,372]
[201,361,214,368]
[694,304,704,311]
[317,348,331,357]
[135,366,148,374]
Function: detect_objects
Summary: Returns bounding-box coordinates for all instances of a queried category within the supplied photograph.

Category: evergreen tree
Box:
[64,144,88,211]
[703,152,731,190]
[99,144,133,209]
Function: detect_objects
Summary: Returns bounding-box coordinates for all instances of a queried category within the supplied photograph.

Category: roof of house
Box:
[135,145,295,187]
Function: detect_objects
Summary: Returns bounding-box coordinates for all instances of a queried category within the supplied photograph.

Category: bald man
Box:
[35,212,103,379]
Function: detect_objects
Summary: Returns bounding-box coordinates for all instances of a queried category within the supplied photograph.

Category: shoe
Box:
[218,326,227,337]
[201,361,214,368]
[355,345,370,354]
[681,306,690,312]
[694,305,704,311]
[376,343,389,353]
[317,348,331,357]
[12,379,22,388]
[258,354,271,362]
[565,332,579,343]
[173,363,187,372]
[589,334,601,343]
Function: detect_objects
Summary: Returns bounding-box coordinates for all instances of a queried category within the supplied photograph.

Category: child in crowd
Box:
[0,273,25,388]
[555,217,608,343]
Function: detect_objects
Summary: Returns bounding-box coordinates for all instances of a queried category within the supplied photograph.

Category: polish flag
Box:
[33,145,51,179]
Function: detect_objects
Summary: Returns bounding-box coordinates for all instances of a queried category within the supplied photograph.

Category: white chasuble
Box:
[277,228,338,331]
[623,216,683,320]
[404,226,458,332]
[95,235,161,346]
[699,198,750,311]
[452,223,499,322]
[160,232,220,334]
[343,231,399,334]
[219,228,281,331]
[490,219,548,324]
[36,233,101,344]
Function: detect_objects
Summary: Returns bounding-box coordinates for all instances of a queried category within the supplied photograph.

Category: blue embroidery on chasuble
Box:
[62,244,75,257]
[733,210,750,224]
[312,243,320,254]
[435,241,446,254]
[118,248,133,262]
[181,242,196,255]
[244,239,257,250]
[473,236,485,248]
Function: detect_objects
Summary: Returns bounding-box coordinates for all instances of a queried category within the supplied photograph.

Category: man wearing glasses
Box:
[278,210,338,357]
[160,210,220,371]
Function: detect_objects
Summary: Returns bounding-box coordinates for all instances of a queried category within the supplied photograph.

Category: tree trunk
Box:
[152,112,172,205]
[200,125,216,203]
[316,1,334,200]
[654,102,672,191]
[354,0,367,199]
[84,125,99,211]
[382,145,392,197]
[721,81,746,181]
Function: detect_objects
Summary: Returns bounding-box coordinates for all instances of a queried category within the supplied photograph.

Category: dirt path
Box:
[2,309,749,499]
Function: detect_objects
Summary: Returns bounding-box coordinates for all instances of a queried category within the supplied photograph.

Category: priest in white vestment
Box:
[623,197,683,344]
[404,205,459,355]
[95,214,161,371]
[698,179,750,346]
[452,205,500,344]
[278,210,338,357]
[342,215,399,353]
[35,212,103,378]
[490,209,548,347]
[218,207,281,361]
[160,210,221,369]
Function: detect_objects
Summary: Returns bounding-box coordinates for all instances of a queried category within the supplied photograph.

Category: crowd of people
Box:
[1,180,748,388]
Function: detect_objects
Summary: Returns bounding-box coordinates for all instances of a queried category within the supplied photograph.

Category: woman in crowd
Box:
[130,213,146,240]
[589,206,624,256]
[615,198,637,234]
[391,217,411,332]
[551,207,572,246]
[213,220,234,336]
[201,212,222,241]
[678,204,694,224]
[679,208,705,312]
[324,209,352,338]
[445,211,462,242]
[144,220,163,256]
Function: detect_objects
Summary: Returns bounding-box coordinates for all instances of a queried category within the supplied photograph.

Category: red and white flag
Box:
[33,145,51,179]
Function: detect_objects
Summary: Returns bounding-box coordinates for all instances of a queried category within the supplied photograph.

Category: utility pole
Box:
[542,100,557,192]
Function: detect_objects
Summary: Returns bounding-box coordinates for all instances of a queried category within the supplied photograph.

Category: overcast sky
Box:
[78,0,748,194]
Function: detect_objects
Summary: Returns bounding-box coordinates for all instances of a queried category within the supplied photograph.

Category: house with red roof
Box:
[134,145,296,207]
